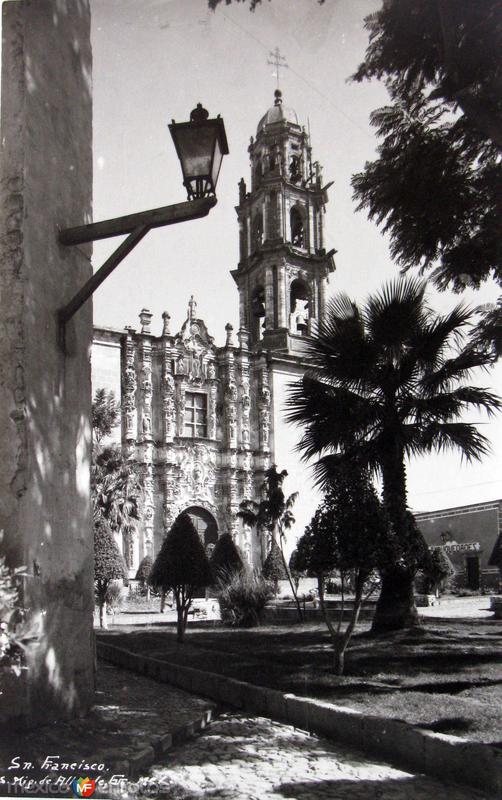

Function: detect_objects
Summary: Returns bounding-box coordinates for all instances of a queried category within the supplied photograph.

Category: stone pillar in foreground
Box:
[0,0,94,727]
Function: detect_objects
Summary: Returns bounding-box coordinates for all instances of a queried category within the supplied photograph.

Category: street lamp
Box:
[57,104,228,348]
[169,103,229,201]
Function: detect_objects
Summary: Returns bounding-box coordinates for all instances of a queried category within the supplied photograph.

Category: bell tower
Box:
[231,89,336,354]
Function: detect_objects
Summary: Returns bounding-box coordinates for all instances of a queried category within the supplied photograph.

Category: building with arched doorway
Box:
[92,90,335,576]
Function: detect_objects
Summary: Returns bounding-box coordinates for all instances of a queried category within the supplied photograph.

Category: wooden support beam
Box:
[58,196,217,246]
[57,195,219,349]
[58,225,150,348]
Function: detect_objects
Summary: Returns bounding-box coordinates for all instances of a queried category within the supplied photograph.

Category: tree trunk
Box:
[160,590,166,613]
[333,647,345,676]
[99,602,107,629]
[175,589,185,643]
[376,437,420,631]
[371,565,419,632]
[176,612,184,643]
[332,573,366,675]
[278,536,303,623]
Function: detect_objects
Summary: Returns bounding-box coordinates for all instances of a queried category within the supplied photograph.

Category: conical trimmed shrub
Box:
[209,533,243,584]
[149,512,211,641]
[262,539,288,588]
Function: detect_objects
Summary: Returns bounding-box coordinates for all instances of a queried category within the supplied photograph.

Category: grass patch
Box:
[100,616,502,745]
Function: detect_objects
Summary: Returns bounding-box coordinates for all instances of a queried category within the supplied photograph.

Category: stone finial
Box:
[139,308,153,333]
[188,295,197,321]
[225,323,234,347]
[238,177,247,203]
[238,327,249,350]
[161,311,171,336]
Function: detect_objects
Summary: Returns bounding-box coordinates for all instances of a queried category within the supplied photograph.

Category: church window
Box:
[184,393,207,438]
[290,207,305,247]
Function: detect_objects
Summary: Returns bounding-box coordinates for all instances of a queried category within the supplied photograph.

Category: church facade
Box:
[92,91,335,576]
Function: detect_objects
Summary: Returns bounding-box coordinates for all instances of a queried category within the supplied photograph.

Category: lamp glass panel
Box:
[176,126,215,178]
[211,136,223,188]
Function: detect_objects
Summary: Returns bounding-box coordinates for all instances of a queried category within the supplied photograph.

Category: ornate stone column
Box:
[139,338,153,444]
[238,285,247,331]
[223,326,239,538]
[258,364,271,456]
[121,331,137,459]
[276,262,287,328]
[161,465,176,535]
[161,345,176,445]
[207,358,218,441]
[264,265,274,330]
[141,458,155,558]
[319,269,327,321]
[138,321,154,560]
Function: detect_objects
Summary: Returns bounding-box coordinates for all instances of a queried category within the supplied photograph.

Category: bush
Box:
[209,534,243,584]
[136,555,153,583]
[215,569,274,628]
[325,579,342,594]
[105,582,123,614]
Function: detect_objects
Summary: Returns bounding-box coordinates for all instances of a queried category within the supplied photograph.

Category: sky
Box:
[70,0,502,512]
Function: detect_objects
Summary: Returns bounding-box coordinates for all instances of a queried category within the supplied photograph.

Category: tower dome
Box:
[257,90,299,134]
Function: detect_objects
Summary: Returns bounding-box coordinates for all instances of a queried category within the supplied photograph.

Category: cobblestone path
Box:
[134,713,491,800]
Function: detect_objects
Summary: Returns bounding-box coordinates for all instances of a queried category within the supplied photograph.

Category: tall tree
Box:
[287,278,500,630]
[94,520,127,628]
[352,1,501,353]
[92,444,141,552]
[149,513,211,642]
[91,390,141,575]
[293,463,391,673]
[92,388,121,445]
[238,466,302,619]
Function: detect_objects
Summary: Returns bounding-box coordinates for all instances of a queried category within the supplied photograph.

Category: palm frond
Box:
[422,347,496,394]
[417,421,492,462]
[286,376,381,460]
[402,386,502,423]
[363,277,428,348]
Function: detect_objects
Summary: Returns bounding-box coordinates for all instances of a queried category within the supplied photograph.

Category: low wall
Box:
[264,602,376,624]
[97,641,502,796]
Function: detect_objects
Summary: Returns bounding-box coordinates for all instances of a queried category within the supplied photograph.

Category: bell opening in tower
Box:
[290,278,310,336]
[290,206,305,248]
[251,286,266,343]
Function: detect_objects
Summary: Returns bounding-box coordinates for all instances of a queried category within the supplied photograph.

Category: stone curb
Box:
[97,640,502,796]
[95,652,217,780]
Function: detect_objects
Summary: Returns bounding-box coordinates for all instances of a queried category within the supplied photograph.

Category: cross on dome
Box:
[267,47,288,92]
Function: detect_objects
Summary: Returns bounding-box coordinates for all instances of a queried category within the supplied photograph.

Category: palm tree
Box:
[91,444,141,563]
[287,278,500,631]
[238,466,302,620]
